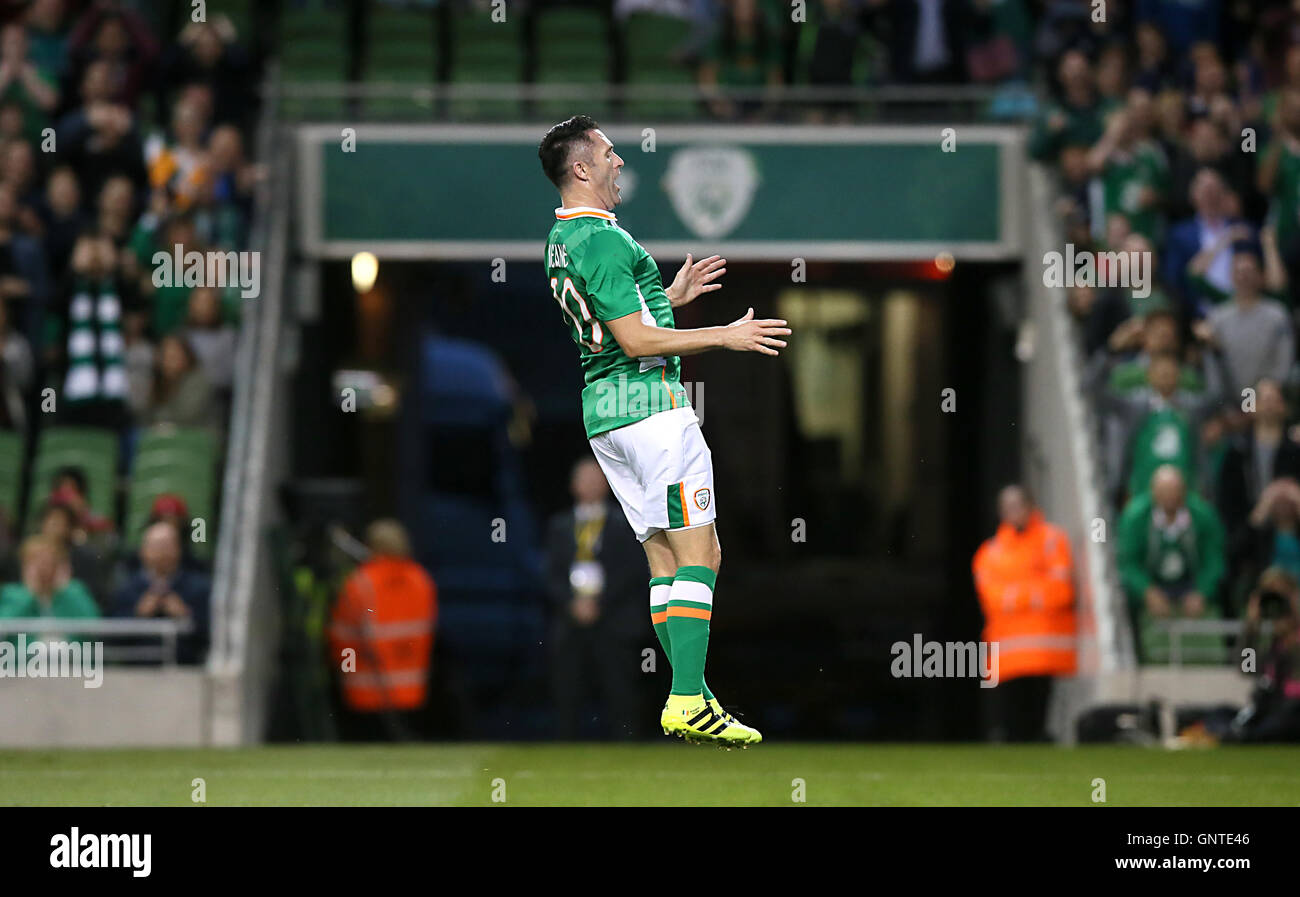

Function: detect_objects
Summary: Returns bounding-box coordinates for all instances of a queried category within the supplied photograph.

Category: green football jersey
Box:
[544,207,690,438]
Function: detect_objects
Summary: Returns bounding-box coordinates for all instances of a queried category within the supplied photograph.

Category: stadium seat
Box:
[363,5,440,118]
[124,427,218,557]
[534,7,612,119]
[278,2,350,119]
[447,5,525,119]
[0,429,21,530]
[27,427,119,529]
[621,12,698,119]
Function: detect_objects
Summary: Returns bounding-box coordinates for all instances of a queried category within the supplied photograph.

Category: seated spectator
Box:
[110,520,208,664]
[47,464,112,536]
[180,286,235,394]
[36,498,107,608]
[1218,379,1300,574]
[0,534,98,644]
[1118,465,1227,662]
[328,519,437,740]
[971,484,1076,742]
[144,332,219,437]
[1195,246,1294,401]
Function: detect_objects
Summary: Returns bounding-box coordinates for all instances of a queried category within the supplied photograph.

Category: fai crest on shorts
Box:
[693,488,711,511]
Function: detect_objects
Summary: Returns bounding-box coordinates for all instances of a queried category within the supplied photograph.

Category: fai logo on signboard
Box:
[662,147,759,239]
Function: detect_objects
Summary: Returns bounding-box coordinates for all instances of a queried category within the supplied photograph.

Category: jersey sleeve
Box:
[579,229,642,322]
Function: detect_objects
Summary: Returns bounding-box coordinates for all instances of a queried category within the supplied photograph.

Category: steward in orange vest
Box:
[328,520,437,712]
[972,489,1077,684]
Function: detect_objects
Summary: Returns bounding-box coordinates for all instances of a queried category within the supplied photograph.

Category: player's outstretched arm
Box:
[604,307,790,358]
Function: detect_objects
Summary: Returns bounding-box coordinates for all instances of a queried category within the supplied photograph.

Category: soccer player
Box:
[538,115,790,746]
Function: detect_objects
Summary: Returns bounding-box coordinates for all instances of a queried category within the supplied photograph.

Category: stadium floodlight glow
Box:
[351,251,379,293]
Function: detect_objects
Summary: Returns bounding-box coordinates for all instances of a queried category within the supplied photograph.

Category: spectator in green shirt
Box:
[698,0,781,121]
[0,534,99,645]
[1117,465,1227,662]
[1086,98,1170,243]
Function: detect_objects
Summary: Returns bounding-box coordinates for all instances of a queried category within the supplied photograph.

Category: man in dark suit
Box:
[547,458,648,739]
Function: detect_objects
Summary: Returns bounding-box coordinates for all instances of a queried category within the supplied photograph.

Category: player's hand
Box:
[668,254,726,308]
[722,308,790,356]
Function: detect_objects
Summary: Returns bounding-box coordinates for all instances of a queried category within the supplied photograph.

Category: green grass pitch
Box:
[1,744,1297,806]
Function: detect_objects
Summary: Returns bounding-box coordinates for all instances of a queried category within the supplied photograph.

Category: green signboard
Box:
[297,124,1024,261]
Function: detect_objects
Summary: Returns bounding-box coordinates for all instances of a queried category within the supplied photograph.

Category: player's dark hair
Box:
[539,115,600,189]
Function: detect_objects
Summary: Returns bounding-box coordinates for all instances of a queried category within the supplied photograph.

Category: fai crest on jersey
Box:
[693,488,711,511]
[662,147,759,239]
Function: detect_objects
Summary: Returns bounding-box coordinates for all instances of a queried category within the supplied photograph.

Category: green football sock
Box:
[650,575,715,702]
[665,566,716,697]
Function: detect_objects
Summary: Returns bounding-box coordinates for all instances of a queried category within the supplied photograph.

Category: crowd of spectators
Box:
[1028,2,1300,675]
[0,1,261,664]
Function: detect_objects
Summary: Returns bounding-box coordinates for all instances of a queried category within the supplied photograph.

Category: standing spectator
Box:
[1218,379,1300,570]
[1257,86,1300,288]
[144,332,219,437]
[0,295,32,432]
[1092,350,1223,499]
[110,521,208,664]
[547,458,647,740]
[1086,98,1170,242]
[64,5,159,111]
[160,18,252,130]
[1163,168,1248,315]
[328,519,437,741]
[971,484,1076,742]
[0,534,98,645]
[180,286,235,394]
[36,165,87,277]
[1117,464,1227,661]
[54,59,148,206]
[0,22,59,145]
[697,0,781,120]
[1195,246,1294,400]
[1029,49,1103,163]
[884,0,967,85]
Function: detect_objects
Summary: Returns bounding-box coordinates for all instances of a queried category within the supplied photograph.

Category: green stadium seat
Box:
[535,8,612,119]
[0,429,21,530]
[364,6,440,118]
[125,427,219,558]
[448,8,524,119]
[622,12,698,119]
[279,4,351,119]
[27,427,119,530]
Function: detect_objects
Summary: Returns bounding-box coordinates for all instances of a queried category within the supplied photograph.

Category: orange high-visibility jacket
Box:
[972,511,1077,682]
[328,556,438,712]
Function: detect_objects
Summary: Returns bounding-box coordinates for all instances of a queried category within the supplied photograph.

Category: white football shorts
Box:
[588,406,716,542]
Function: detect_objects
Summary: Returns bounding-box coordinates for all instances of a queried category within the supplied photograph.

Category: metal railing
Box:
[272,79,1033,123]
[0,618,194,665]
[1152,619,1271,667]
